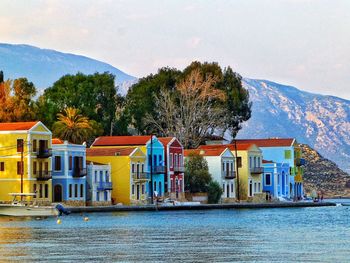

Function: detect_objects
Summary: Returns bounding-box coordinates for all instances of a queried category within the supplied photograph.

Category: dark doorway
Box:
[54,184,63,202]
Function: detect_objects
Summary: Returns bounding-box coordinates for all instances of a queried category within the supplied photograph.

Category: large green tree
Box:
[40,72,117,135]
[184,152,212,193]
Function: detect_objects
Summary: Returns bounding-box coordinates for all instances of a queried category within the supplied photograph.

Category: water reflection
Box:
[0,207,349,262]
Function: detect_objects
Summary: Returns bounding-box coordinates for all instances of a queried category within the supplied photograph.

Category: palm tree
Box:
[52,107,93,144]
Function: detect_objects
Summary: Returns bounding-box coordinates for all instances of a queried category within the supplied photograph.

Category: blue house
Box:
[51,139,87,205]
[262,160,290,199]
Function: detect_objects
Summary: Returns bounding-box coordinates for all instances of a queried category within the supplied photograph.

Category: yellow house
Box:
[86,147,148,205]
[0,121,52,204]
[199,143,264,201]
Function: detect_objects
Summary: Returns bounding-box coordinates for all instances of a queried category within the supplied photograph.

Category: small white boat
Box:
[0,193,59,217]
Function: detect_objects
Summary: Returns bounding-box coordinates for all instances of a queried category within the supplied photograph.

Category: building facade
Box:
[86,161,112,206]
[262,160,290,199]
[51,139,87,206]
[0,121,52,205]
[159,137,185,200]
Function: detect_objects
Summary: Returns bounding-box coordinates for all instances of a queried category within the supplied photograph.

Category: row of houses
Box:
[0,121,305,206]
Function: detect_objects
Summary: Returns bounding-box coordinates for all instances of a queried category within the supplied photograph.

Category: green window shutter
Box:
[284,150,292,159]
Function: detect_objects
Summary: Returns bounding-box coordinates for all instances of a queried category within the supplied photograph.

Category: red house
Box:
[159,137,185,200]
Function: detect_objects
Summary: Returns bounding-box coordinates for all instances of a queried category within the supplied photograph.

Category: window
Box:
[285,150,292,159]
[257,157,261,167]
[100,171,103,182]
[69,156,72,170]
[132,184,135,195]
[17,139,24,152]
[75,184,78,198]
[17,161,23,175]
[39,184,43,198]
[254,157,256,168]
[170,153,173,167]
[33,161,37,174]
[154,181,157,192]
[237,157,242,168]
[174,154,177,167]
[258,182,261,192]
[33,140,37,152]
[54,156,61,171]
[159,182,162,195]
[132,163,135,173]
[104,191,108,201]
[94,171,98,182]
[230,162,233,172]
[96,192,99,201]
[223,184,225,191]
[254,182,257,193]
[142,184,145,194]
[69,184,72,198]
[44,184,48,198]
[0,162,4,171]
[105,171,109,182]
[231,183,234,193]
[222,162,225,172]
[179,154,183,166]
[141,164,144,172]
[159,155,162,165]
[265,174,271,186]
[148,154,151,166]
[249,157,252,168]
[33,184,37,197]
[80,184,84,198]
[45,162,49,172]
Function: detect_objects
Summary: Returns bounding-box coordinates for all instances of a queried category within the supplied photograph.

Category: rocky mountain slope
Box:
[301,144,350,197]
[0,43,136,94]
[237,78,350,173]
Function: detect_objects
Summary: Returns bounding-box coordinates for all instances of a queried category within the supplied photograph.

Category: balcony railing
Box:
[132,172,150,181]
[97,182,113,191]
[36,170,52,181]
[73,168,87,178]
[250,167,264,174]
[296,158,306,166]
[151,165,166,174]
[173,166,185,173]
[37,148,52,158]
[222,170,236,179]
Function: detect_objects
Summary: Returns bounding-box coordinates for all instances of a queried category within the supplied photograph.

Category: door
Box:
[54,184,62,202]
[226,184,230,198]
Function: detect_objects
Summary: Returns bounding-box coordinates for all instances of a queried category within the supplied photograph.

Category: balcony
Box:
[73,168,87,178]
[173,166,185,173]
[222,170,236,180]
[37,148,52,158]
[132,172,150,181]
[97,182,113,191]
[250,167,264,174]
[151,165,166,174]
[36,170,52,181]
[296,158,306,166]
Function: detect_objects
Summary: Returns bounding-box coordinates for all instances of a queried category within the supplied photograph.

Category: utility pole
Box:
[234,139,240,201]
[20,140,24,201]
[150,134,153,204]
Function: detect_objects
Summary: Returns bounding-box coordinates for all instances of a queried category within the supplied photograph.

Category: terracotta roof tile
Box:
[236,138,295,147]
[158,137,174,147]
[52,138,64,145]
[92,136,152,146]
[0,121,38,131]
[198,143,256,151]
[87,147,136,157]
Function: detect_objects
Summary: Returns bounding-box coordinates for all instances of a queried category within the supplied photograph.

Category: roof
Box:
[92,136,152,146]
[52,138,64,145]
[198,143,256,151]
[236,138,295,147]
[184,148,229,157]
[158,137,174,147]
[86,147,137,157]
[0,121,38,131]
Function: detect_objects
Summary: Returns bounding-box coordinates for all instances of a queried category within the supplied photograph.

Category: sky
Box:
[1,0,350,99]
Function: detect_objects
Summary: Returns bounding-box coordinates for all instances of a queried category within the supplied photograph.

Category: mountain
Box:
[300,144,350,197]
[0,43,136,94]
[237,78,350,173]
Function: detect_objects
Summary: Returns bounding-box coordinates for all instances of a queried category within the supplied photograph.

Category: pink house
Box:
[159,137,185,200]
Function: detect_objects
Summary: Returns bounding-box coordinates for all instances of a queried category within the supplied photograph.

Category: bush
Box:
[207,181,223,204]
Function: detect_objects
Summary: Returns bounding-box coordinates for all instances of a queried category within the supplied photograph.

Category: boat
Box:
[0,193,59,217]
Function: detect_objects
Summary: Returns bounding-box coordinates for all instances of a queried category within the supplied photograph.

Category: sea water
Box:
[0,202,350,262]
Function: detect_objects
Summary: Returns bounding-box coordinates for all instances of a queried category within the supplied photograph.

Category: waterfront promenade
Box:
[68,201,336,213]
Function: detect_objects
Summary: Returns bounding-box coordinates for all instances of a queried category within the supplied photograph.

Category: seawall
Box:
[68,202,336,213]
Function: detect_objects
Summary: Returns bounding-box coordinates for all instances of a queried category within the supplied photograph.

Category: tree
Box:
[0,78,37,122]
[52,107,101,144]
[184,152,212,193]
[41,72,117,135]
[207,181,223,204]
